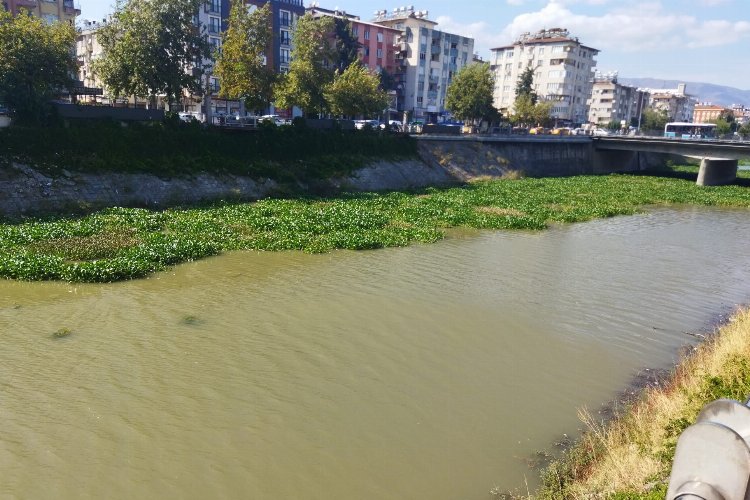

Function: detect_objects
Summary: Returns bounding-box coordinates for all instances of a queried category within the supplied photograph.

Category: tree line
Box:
[0,0,609,130]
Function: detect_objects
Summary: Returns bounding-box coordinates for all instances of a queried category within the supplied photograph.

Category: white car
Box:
[592,128,612,136]
[260,115,288,126]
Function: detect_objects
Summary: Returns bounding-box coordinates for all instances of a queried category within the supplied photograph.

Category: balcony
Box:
[16,0,37,7]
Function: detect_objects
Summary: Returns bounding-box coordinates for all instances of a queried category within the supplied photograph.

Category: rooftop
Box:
[491,28,598,53]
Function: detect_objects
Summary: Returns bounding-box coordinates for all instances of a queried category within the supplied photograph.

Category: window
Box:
[206,0,220,14]
[551,46,563,53]
[506,51,514,58]
[504,63,511,71]
[209,37,221,53]
[538,47,544,54]
[279,10,290,27]
[280,30,290,45]
[280,48,290,64]
[377,32,383,43]
[419,52,426,60]
[42,13,59,24]
[377,48,383,58]
[503,85,510,92]
[364,47,370,56]
[364,30,370,40]
[209,16,221,34]
[417,96,423,106]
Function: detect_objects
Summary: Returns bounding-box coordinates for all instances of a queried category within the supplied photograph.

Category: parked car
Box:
[354,119,380,130]
[592,128,612,136]
[551,127,571,136]
[260,114,289,126]
[529,127,549,135]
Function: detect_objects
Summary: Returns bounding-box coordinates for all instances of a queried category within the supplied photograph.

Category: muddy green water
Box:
[2,207,750,500]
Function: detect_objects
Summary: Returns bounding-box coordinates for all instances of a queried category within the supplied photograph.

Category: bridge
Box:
[416,135,750,186]
[593,137,750,186]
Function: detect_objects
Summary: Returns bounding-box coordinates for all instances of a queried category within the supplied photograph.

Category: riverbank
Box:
[533,306,750,499]
[1,168,749,282]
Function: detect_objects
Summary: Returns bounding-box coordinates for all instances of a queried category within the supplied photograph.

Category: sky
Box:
[78,0,750,90]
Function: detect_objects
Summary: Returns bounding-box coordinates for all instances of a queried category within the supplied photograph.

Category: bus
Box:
[664,122,716,139]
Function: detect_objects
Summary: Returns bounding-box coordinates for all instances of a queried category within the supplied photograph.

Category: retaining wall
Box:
[0,137,678,220]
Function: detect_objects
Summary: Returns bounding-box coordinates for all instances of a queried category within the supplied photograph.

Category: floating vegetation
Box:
[0,168,748,283]
[52,327,72,339]
[181,315,200,326]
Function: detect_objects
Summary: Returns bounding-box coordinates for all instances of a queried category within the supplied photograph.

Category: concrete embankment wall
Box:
[0,137,678,220]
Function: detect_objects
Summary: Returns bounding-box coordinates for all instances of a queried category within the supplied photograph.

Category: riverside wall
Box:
[0,137,676,220]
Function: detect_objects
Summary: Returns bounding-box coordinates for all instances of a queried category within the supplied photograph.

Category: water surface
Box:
[1,206,749,499]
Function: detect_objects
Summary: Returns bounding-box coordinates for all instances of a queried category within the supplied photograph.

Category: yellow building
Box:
[2,0,80,25]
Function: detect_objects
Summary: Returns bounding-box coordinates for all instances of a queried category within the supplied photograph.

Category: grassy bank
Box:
[0,167,749,282]
[0,120,416,180]
[535,306,750,499]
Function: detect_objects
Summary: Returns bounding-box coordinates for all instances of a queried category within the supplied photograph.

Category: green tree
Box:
[214,1,275,112]
[510,93,550,127]
[0,10,76,124]
[738,122,750,139]
[445,63,500,125]
[515,66,537,104]
[93,0,211,109]
[606,120,621,131]
[274,14,335,116]
[333,18,360,72]
[324,61,388,118]
[640,108,669,133]
[713,118,732,137]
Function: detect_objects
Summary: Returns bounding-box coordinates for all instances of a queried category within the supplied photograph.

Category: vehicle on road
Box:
[664,122,716,139]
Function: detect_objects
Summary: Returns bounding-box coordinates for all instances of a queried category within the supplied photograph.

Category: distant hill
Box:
[619,78,750,106]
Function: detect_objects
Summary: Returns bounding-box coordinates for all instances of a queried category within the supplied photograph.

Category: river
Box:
[1,206,750,499]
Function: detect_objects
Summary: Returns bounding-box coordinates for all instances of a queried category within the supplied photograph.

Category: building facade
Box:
[307,5,401,76]
[2,0,79,24]
[639,83,696,122]
[373,7,474,123]
[491,28,598,125]
[223,0,305,75]
[693,103,730,123]
[587,72,645,127]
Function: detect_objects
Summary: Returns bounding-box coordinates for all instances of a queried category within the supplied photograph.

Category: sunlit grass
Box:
[535,308,750,499]
[1,170,749,282]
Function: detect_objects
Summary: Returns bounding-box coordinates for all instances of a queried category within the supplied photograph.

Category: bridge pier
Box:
[697,158,738,186]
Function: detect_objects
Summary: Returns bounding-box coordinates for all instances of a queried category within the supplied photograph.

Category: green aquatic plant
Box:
[0,168,749,283]
[52,327,72,339]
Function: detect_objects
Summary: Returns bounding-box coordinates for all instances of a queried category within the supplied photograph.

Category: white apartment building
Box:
[373,7,474,123]
[491,28,598,125]
[638,83,696,122]
[587,72,645,127]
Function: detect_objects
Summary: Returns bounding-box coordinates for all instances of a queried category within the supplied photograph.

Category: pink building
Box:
[308,6,401,76]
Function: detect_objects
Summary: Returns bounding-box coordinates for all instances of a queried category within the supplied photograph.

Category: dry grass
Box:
[537,307,750,498]
[475,206,527,218]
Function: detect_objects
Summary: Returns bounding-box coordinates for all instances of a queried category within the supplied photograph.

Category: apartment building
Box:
[693,103,730,124]
[373,7,474,123]
[587,72,645,127]
[2,0,80,25]
[491,28,598,125]
[307,5,401,76]
[76,2,231,115]
[223,0,305,75]
[638,83,695,122]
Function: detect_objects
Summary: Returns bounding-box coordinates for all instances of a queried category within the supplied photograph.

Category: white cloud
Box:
[437,1,750,57]
[697,0,731,5]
